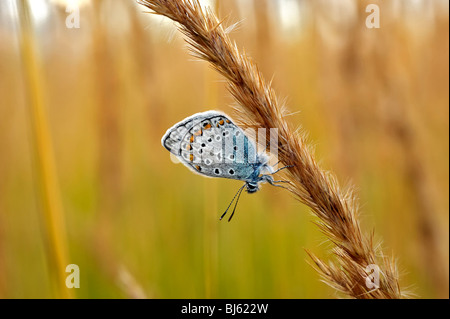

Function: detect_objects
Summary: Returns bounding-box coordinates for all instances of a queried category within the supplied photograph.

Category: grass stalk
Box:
[17,0,72,299]
[137,0,408,298]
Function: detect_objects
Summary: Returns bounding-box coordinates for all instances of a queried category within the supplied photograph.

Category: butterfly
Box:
[161,111,291,221]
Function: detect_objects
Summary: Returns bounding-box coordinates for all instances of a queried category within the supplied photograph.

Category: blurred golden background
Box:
[0,0,448,298]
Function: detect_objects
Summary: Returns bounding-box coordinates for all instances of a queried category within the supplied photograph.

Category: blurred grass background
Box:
[0,0,448,298]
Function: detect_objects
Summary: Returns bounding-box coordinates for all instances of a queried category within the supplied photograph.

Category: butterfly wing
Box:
[162,111,259,181]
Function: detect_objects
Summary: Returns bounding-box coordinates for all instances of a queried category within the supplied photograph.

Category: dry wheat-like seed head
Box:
[138,0,408,299]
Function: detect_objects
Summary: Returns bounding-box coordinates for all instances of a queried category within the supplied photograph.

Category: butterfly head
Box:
[245,172,277,193]
[245,181,260,193]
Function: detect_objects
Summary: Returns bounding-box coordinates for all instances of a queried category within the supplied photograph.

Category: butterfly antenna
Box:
[220,184,246,221]
[227,186,245,222]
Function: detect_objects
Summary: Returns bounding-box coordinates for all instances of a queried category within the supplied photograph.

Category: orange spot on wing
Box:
[195,165,201,171]
[219,120,224,125]
[226,119,231,124]
[204,123,212,130]
[194,129,203,136]
[190,135,195,143]
[190,154,194,161]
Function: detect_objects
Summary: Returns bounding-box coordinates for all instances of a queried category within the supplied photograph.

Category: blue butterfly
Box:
[161,111,290,221]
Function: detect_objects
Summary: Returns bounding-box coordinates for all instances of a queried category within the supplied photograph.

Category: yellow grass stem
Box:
[138,0,407,298]
[17,0,72,299]
[203,177,217,298]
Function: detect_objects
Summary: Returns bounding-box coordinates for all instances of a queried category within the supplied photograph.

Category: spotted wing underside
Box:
[162,111,259,181]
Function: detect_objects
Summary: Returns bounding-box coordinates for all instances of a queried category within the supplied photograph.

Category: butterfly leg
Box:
[270,165,294,175]
[268,183,290,190]
[267,179,292,190]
